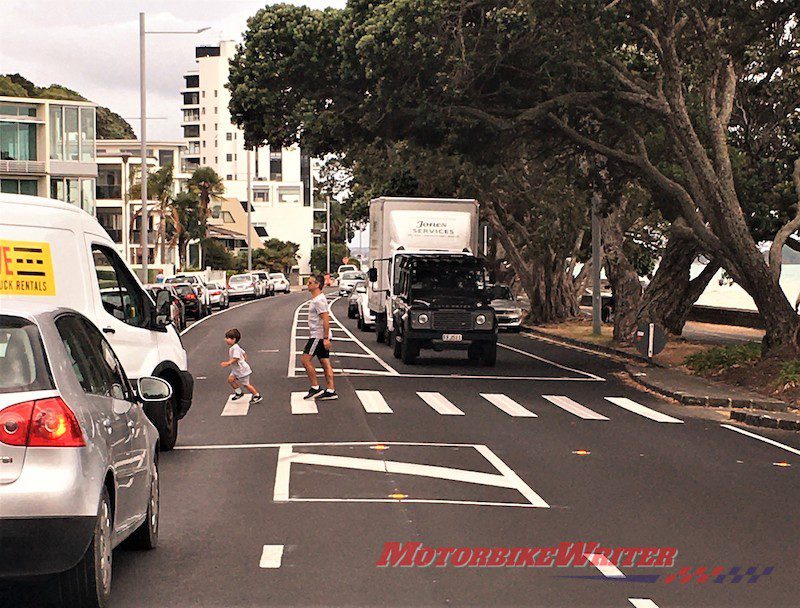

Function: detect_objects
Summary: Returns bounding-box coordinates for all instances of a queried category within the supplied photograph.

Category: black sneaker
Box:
[317,389,338,401]
[304,387,325,400]
[231,392,245,401]
[251,394,263,404]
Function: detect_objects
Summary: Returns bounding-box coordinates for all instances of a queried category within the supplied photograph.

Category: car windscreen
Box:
[408,257,485,300]
[342,272,364,280]
[0,316,54,394]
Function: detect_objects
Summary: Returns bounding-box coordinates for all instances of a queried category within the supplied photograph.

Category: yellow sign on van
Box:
[0,240,56,296]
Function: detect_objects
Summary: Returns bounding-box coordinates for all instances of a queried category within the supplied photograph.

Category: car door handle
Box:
[102,327,115,334]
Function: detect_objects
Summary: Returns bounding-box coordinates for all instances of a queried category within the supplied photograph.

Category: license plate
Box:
[442,333,463,342]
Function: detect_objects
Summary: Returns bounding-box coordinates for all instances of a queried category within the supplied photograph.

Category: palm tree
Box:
[130,164,175,263]
[187,167,225,234]
[169,192,204,271]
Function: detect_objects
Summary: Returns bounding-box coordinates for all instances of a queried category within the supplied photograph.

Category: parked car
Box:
[252,271,275,297]
[207,281,230,310]
[227,273,260,300]
[269,272,291,294]
[488,283,523,332]
[339,270,366,295]
[0,305,168,607]
[165,274,212,314]
[145,283,186,331]
[0,193,193,451]
[337,264,358,275]
[353,282,376,330]
[173,283,205,320]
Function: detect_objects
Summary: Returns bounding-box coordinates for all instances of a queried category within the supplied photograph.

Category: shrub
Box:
[684,342,762,373]
[778,360,800,386]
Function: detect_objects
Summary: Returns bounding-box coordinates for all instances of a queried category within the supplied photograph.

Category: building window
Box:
[49,105,63,160]
[0,121,37,161]
[202,140,206,148]
[214,90,218,97]
[183,92,199,105]
[185,74,199,88]
[270,150,282,181]
[214,140,217,147]
[1,178,38,195]
[214,106,218,114]
[214,123,218,131]
[226,154,232,162]
[0,104,37,117]
[222,211,234,223]
[80,107,95,162]
[202,124,206,131]
[202,91,205,98]
[96,166,121,199]
[47,105,94,162]
[226,174,232,180]
[50,177,95,214]
[278,187,300,204]
[202,157,206,164]
[159,149,174,168]
[214,156,218,164]
[226,133,232,141]
[253,189,269,203]
[183,125,200,138]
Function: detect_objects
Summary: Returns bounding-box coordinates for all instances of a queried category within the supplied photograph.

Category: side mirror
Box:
[136,377,173,402]
[368,268,378,282]
[154,289,171,327]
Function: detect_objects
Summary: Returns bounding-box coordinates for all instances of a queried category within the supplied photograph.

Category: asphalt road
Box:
[10,291,800,607]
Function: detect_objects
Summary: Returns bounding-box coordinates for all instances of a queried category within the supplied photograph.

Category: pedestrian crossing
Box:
[222,389,683,424]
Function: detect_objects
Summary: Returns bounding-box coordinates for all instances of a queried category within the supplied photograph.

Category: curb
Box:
[626,368,789,411]
[729,409,800,431]
[523,326,663,366]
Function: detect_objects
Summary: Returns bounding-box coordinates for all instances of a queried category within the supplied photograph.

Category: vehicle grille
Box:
[432,310,471,330]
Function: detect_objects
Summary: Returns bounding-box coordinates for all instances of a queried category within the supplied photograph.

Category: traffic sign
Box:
[633,322,667,358]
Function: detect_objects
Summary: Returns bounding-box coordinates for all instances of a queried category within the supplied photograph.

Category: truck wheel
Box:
[467,342,481,362]
[148,393,178,451]
[357,316,364,330]
[392,331,402,359]
[57,487,113,608]
[480,342,497,366]
[401,336,418,364]
[376,317,387,344]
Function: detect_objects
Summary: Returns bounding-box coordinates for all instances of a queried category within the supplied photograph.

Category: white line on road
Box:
[605,397,683,423]
[356,390,393,413]
[330,352,377,358]
[542,395,609,420]
[221,395,250,416]
[273,445,292,501]
[628,599,661,608]
[480,394,537,417]
[721,424,800,456]
[498,342,605,381]
[295,336,356,342]
[417,392,465,415]
[584,553,625,578]
[474,445,549,508]
[259,545,285,569]
[291,391,318,415]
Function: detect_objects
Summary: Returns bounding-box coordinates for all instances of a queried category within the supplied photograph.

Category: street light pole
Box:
[139,12,148,281]
[247,148,252,272]
[326,196,331,278]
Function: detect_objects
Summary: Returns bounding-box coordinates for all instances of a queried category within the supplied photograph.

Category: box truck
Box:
[367,197,497,365]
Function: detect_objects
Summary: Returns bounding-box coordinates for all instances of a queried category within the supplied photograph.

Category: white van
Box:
[0,194,192,449]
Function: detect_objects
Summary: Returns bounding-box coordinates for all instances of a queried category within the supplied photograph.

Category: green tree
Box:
[131,164,175,263]
[170,192,204,271]
[187,167,225,235]
[310,243,352,274]
[202,239,236,270]
[248,239,300,273]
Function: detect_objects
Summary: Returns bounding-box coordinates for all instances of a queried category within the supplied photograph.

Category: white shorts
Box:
[234,374,251,386]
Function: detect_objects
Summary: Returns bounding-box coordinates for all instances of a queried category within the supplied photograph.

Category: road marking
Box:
[356,390,393,413]
[291,391,318,415]
[330,352,376,359]
[498,342,604,381]
[628,600,661,608]
[258,349,280,353]
[721,424,800,456]
[221,395,250,416]
[295,336,356,342]
[605,397,683,423]
[585,553,625,578]
[259,545,284,569]
[480,394,537,417]
[272,442,549,508]
[417,392,465,415]
[294,367,395,376]
[542,395,609,420]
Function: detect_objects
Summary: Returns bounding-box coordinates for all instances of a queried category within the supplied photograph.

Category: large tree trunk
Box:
[600,208,642,342]
[637,225,720,335]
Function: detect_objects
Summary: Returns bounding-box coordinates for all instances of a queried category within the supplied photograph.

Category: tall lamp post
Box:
[139,12,209,281]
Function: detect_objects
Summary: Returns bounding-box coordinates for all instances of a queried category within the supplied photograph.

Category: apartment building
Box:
[95,140,189,266]
[0,95,97,212]
[182,41,316,273]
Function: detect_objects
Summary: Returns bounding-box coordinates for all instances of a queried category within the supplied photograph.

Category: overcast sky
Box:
[0,1,345,140]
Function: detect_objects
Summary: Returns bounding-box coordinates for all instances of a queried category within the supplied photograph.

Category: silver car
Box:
[0,304,168,607]
[268,272,291,294]
[227,273,260,299]
[488,283,524,331]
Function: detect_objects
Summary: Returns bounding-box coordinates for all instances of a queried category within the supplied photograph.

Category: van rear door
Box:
[83,237,161,381]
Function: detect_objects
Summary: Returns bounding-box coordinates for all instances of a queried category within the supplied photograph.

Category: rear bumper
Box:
[229,287,255,298]
[0,516,95,578]
[177,370,194,419]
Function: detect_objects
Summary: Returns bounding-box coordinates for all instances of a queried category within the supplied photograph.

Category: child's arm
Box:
[220,356,238,368]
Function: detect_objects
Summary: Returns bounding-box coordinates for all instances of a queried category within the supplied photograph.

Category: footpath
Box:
[525,317,800,432]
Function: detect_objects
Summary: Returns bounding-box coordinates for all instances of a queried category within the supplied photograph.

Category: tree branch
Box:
[769,158,800,281]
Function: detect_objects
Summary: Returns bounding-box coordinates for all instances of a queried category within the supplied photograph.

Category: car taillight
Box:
[185,293,196,300]
[0,397,85,447]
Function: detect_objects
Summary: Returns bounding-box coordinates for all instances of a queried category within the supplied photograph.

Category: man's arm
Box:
[321,311,332,346]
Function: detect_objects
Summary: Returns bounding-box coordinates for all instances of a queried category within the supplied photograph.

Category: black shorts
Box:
[303,338,330,359]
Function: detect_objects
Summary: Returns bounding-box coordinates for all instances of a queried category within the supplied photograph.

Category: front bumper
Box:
[406,329,496,348]
[177,370,194,419]
[497,316,521,329]
[0,516,95,577]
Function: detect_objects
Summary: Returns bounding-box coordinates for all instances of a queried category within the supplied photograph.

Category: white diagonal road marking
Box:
[259,545,284,568]
[356,390,393,413]
[417,392,465,415]
[542,395,609,420]
[721,424,800,456]
[291,391,318,415]
[480,394,537,417]
[605,397,683,423]
[628,599,661,608]
[585,553,625,578]
[221,395,250,416]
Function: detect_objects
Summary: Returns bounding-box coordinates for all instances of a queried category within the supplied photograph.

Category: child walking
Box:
[221,328,262,403]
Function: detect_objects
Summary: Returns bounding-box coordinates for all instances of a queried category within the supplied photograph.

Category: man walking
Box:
[301,274,338,400]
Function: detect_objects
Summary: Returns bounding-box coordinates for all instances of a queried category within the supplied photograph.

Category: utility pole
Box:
[591,191,602,336]
[139,12,148,282]
[326,196,331,278]
[246,148,252,271]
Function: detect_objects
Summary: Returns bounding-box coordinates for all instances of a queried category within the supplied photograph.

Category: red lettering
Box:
[535,547,556,567]
[0,247,12,276]
[376,542,421,567]
[555,542,599,567]
[468,547,491,567]
[639,548,659,567]
[653,547,677,567]
[487,548,510,567]
[451,548,472,567]
[514,547,540,567]
[413,547,436,567]
[433,547,455,567]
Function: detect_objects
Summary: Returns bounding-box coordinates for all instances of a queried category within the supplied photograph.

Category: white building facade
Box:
[182,41,316,274]
[0,95,97,213]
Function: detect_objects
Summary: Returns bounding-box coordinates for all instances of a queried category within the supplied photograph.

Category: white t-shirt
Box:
[308,293,330,338]
[228,343,252,378]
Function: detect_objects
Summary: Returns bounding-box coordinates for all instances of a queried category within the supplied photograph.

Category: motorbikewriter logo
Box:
[376,542,677,569]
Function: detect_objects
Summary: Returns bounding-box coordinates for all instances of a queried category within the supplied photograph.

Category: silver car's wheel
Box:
[126,456,159,550]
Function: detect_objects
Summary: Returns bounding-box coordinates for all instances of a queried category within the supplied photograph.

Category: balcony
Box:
[0,159,46,175]
[96,185,122,200]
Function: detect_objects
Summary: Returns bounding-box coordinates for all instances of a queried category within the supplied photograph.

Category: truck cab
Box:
[385,253,497,365]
